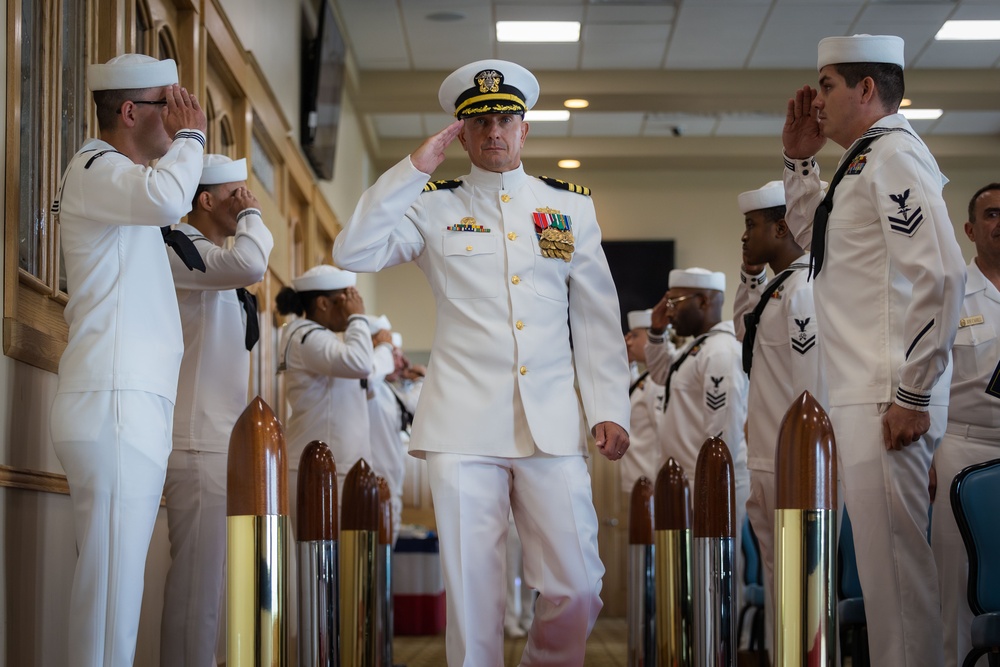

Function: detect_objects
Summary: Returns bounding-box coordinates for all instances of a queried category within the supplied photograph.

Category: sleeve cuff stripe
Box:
[174,130,206,147]
[236,208,262,223]
[896,388,931,406]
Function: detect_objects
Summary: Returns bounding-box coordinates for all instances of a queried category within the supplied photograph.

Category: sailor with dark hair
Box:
[782,34,966,665]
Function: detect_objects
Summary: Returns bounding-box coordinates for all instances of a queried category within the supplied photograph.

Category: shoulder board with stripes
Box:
[538,176,591,196]
[423,179,462,192]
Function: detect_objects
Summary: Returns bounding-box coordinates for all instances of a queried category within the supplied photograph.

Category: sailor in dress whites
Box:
[931,183,1000,667]
[781,34,966,665]
[276,265,375,506]
[732,180,824,656]
[160,154,273,667]
[332,59,631,666]
[49,54,206,667]
[620,308,667,497]
[646,268,751,576]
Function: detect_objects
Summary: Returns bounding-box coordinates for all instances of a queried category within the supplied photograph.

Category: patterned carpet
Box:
[392,616,628,667]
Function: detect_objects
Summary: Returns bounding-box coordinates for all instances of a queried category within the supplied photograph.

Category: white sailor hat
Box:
[391,332,403,348]
[669,267,726,293]
[738,181,786,215]
[368,315,392,333]
[439,59,539,119]
[291,265,356,292]
[627,309,653,331]
[88,54,178,92]
[200,155,248,185]
[818,35,905,70]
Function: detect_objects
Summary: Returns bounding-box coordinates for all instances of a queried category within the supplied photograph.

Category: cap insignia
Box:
[476,69,502,94]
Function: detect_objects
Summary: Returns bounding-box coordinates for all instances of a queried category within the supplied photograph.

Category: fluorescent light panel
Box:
[558,159,581,169]
[935,20,1000,41]
[901,108,943,120]
[524,110,571,122]
[496,21,580,43]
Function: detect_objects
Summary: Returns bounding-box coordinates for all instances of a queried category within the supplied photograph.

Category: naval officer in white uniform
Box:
[931,183,1000,667]
[160,154,273,667]
[276,265,375,506]
[732,180,824,655]
[333,59,631,667]
[49,54,206,667]
[782,34,966,665]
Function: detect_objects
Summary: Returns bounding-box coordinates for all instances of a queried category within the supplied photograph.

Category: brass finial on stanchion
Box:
[297,441,339,667]
[227,396,289,666]
[340,460,379,667]
[654,457,693,666]
[376,477,393,667]
[693,437,736,667]
[627,476,656,667]
[774,391,837,667]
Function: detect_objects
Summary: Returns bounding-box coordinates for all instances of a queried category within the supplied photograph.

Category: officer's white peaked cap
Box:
[439,59,539,119]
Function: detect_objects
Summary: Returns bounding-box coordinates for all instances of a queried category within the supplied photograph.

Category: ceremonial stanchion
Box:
[376,477,393,667]
[297,441,339,667]
[227,397,289,666]
[628,476,656,667]
[340,460,379,667]
[693,438,736,667]
[654,457,693,666]
[774,391,837,667]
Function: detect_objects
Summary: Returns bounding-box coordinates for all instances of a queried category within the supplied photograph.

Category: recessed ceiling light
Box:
[900,98,912,108]
[935,20,1000,41]
[427,11,465,22]
[524,110,571,122]
[564,99,589,109]
[496,21,581,43]
[558,159,581,169]
[900,108,943,120]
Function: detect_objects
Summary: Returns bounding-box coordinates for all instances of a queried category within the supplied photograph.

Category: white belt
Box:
[946,422,1000,442]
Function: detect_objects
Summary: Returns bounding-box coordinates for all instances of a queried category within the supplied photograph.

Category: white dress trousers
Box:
[50,390,173,667]
[426,452,603,667]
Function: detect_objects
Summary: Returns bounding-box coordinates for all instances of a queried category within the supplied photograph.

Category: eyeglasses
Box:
[665,293,700,308]
[116,99,167,114]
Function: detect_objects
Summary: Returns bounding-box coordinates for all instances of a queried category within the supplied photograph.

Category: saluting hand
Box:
[339,286,365,318]
[650,292,672,335]
[228,187,260,216]
[782,85,826,159]
[594,422,629,462]
[162,84,207,136]
[410,120,464,175]
[373,330,393,346]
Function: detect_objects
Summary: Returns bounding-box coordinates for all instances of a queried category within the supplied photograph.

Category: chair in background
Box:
[737,516,767,666]
[838,510,869,667]
[951,457,1000,667]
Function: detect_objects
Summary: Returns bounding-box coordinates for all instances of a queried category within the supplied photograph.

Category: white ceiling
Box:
[329,0,1000,171]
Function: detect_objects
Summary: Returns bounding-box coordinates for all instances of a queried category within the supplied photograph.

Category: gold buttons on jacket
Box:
[519,366,528,375]
[466,245,473,251]
[507,232,517,241]
[501,194,511,203]
[511,275,520,285]
[516,320,524,330]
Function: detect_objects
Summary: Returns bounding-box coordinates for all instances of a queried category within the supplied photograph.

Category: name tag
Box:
[960,315,985,328]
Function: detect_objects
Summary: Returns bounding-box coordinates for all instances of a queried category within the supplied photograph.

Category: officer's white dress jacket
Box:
[333,157,631,457]
[57,132,205,400]
[280,315,374,470]
[949,259,1000,427]
[733,255,824,472]
[168,212,273,452]
[620,364,667,490]
[652,321,748,481]
[783,114,966,410]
